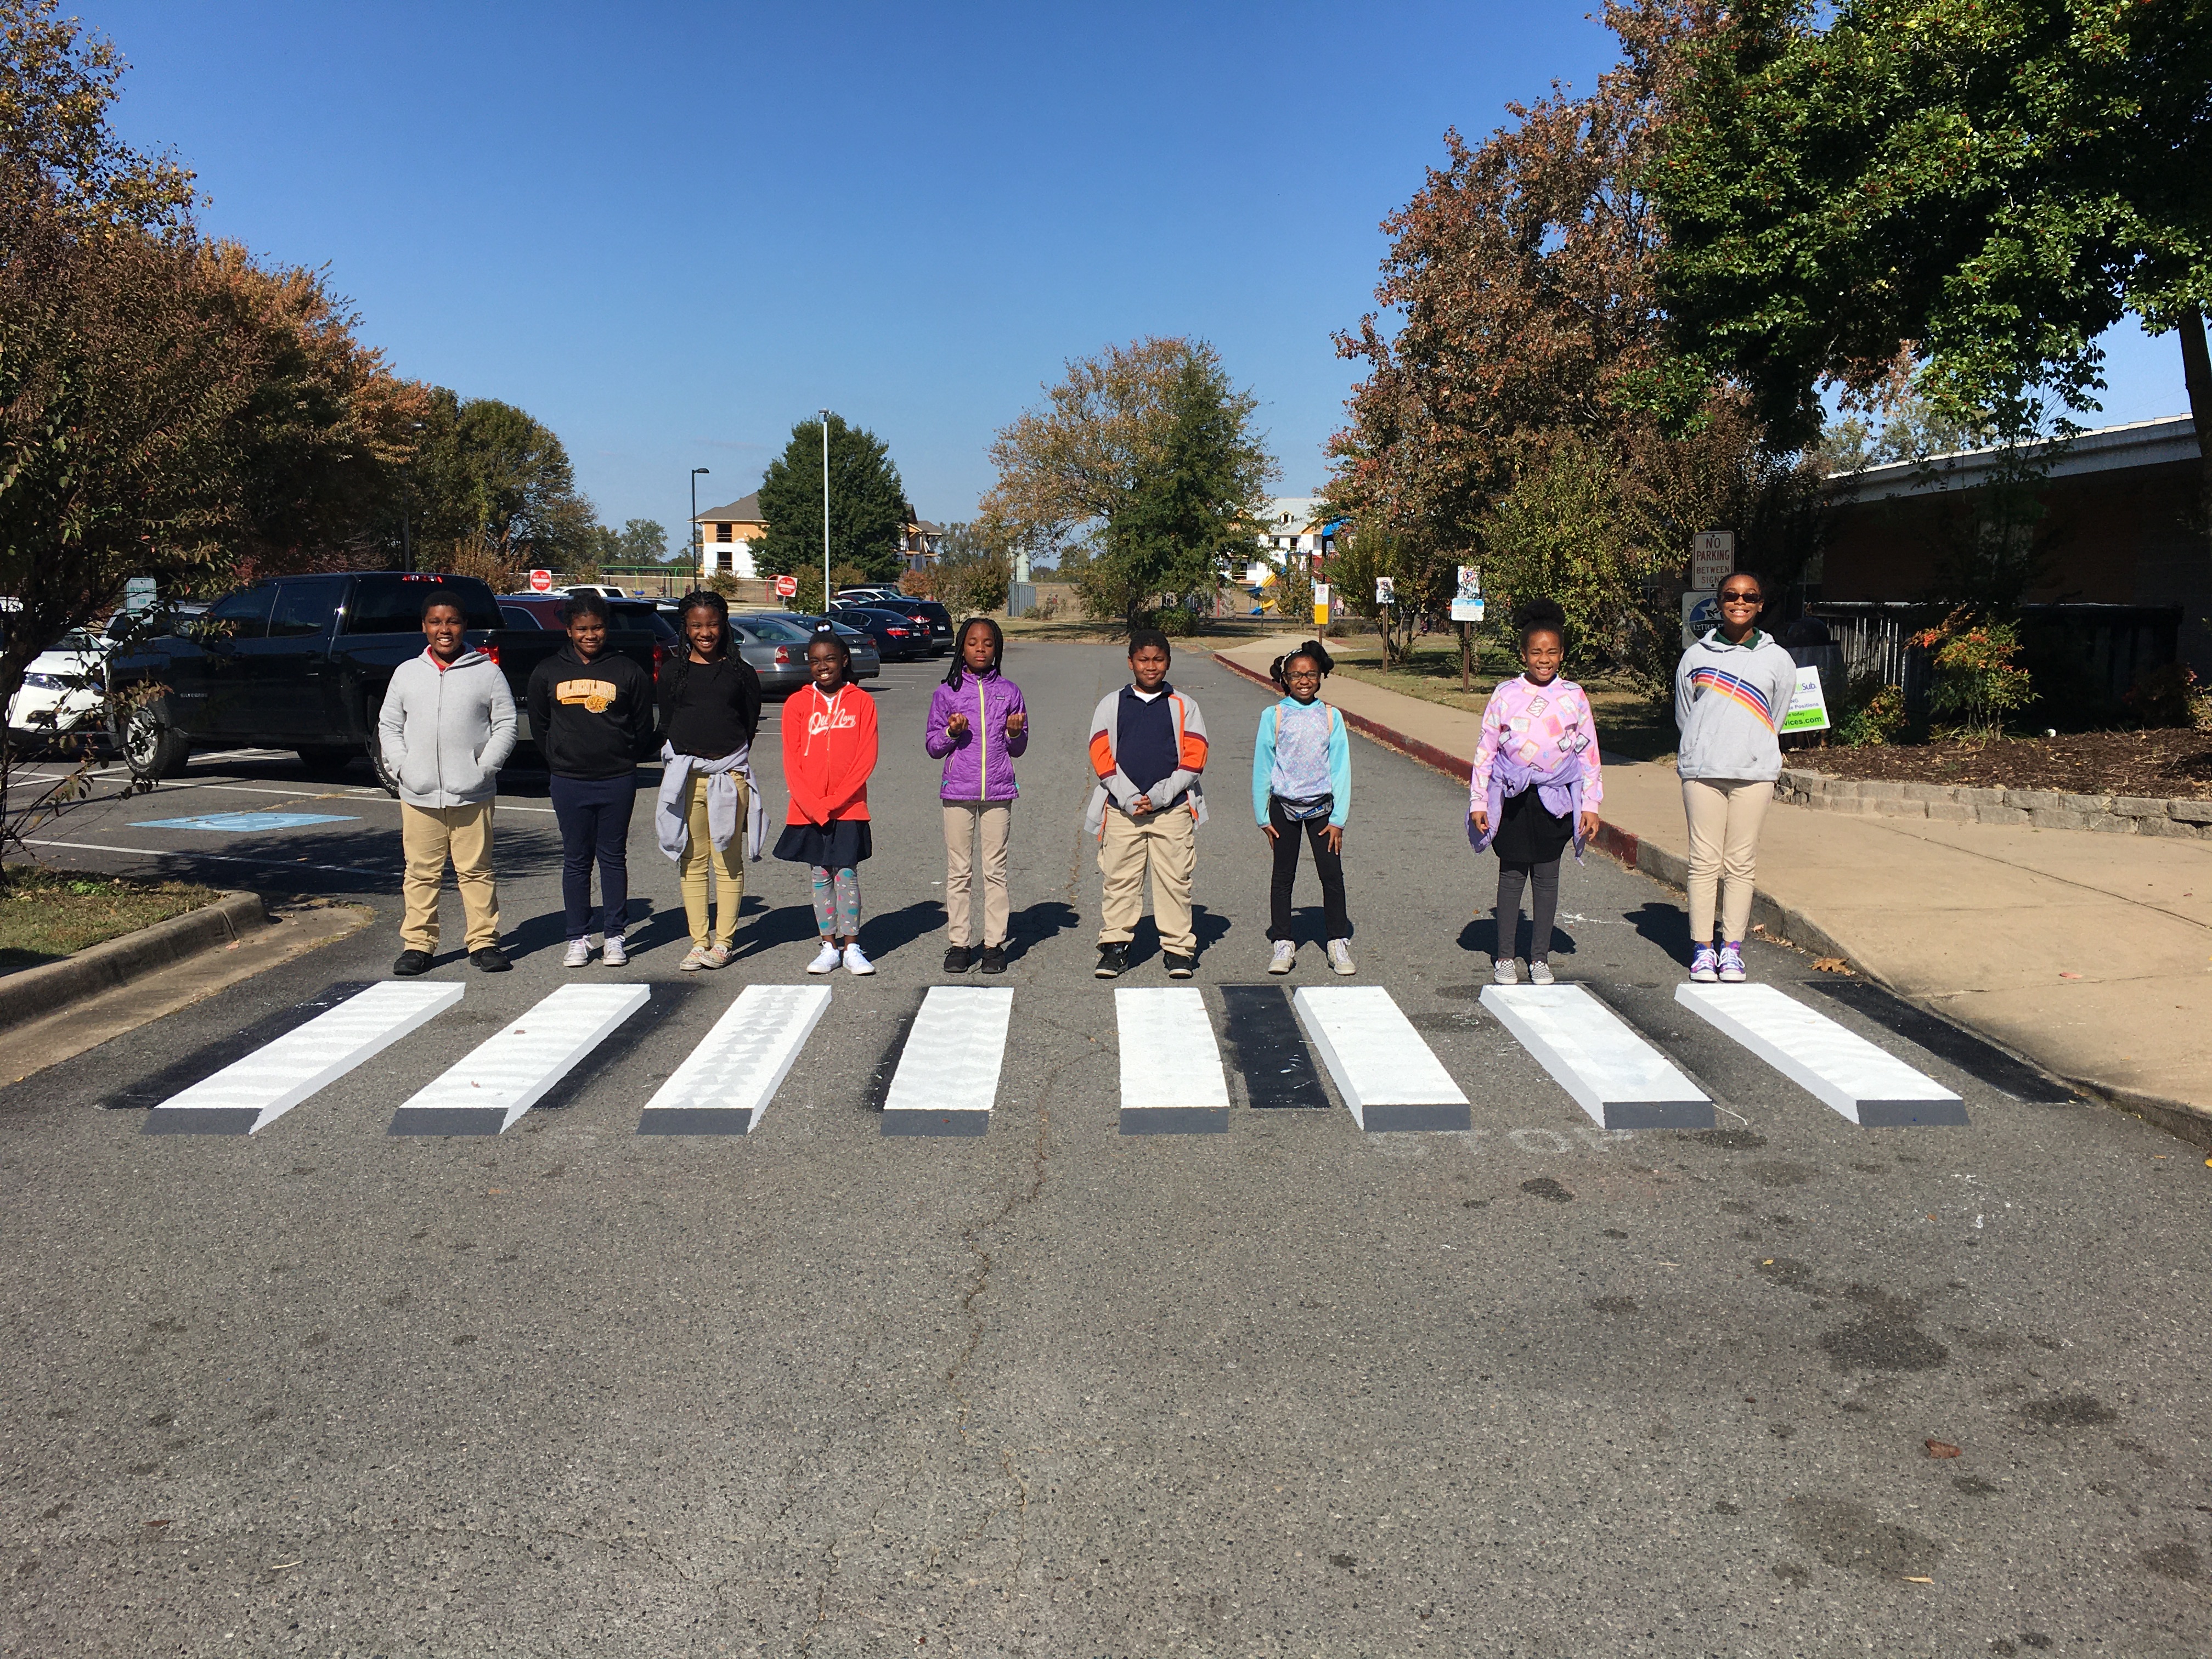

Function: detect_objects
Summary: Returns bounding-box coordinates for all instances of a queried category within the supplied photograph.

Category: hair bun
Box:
[1515,598,1566,634]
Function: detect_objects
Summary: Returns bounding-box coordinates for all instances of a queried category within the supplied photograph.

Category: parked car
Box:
[106,571,657,792]
[727,612,816,696]
[785,614,883,682]
[499,594,681,686]
[548,583,635,600]
[5,627,109,752]
[865,596,955,654]
[828,604,931,662]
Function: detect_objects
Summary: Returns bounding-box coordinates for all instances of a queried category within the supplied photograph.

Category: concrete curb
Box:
[0,890,270,1034]
[1777,766,2212,838]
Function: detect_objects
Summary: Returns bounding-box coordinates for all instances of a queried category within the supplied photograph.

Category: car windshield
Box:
[733,614,812,644]
[56,629,100,652]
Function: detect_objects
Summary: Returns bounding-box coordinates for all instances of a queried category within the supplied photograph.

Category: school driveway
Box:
[2,642,2205,1657]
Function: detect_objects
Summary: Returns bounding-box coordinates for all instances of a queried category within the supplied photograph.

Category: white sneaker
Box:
[700,942,731,970]
[1328,939,1356,976]
[600,934,628,967]
[678,945,711,972]
[1267,940,1296,975]
[842,943,876,975]
[562,939,592,968]
[805,941,842,975]
[1493,957,1519,985]
[1528,960,1555,986]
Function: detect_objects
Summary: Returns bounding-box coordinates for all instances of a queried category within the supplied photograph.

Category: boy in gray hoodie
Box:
[1672,573,1799,984]
[379,588,517,975]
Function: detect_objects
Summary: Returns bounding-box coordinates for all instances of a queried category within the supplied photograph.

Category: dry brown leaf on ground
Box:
[1813,957,1852,974]
[1925,1439,1961,1459]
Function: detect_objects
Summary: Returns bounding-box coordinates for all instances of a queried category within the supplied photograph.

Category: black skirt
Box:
[1489,784,1575,865]
[772,817,872,870]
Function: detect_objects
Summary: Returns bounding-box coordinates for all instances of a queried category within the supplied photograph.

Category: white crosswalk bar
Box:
[1292,987,1470,1132]
[1115,987,1230,1134]
[637,984,831,1135]
[1481,983,1713,1131]
[144,982,465,1135]
[882,985,1013,1136]
[387,984,651,1136]
[1675,983,1967,1126]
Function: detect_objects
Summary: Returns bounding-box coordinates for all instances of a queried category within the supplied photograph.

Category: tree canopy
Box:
[751,414,908,591]
[1649,0,2212,455]
[983,337,1274,628]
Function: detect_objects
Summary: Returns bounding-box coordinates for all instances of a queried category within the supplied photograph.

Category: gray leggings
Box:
[810,866,860,939]
[1496,857,1561,963]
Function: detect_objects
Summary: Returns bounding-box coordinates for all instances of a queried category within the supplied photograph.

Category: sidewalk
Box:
[1216,635,2212,1139]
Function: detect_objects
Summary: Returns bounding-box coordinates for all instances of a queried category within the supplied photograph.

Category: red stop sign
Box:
[775,574,799,598]
[528,569,553,593]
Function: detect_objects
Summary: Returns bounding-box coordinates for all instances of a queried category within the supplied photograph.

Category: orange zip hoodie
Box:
[782,681,878,825]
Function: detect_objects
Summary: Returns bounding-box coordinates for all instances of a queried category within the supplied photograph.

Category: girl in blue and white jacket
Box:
[1251,640,1354,976]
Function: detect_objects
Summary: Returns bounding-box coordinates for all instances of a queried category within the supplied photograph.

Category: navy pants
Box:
[549,774,636,940]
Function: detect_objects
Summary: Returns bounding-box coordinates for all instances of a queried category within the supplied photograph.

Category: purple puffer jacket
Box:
[925,670,1029,802]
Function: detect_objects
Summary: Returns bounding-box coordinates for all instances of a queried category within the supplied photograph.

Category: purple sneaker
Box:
[1689,945,1719,983]
[1717,943,1747,983]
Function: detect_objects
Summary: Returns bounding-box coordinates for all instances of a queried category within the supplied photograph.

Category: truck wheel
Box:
[295,745,354,776]
[364,696,400,798]
[120,700,191,781]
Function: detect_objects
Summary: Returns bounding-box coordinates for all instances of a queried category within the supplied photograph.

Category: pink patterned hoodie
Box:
[1469,674,1605,811]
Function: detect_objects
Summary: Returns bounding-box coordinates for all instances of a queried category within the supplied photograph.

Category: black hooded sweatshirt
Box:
[526,644,654,780]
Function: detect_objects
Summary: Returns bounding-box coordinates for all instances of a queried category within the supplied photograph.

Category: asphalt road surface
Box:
[3,641,2206,1658]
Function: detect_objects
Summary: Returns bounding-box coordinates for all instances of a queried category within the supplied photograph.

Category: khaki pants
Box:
[400,801,499,953]
[943,801,1012,948]
[1683,777,1772,945]
[1097,806,1196,956]
[678,771,747,950]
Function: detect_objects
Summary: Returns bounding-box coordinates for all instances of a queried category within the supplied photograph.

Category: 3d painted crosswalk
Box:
[1675,982,1967,1127]
[1480,984,1712,1132]
[132,973,1998,1142]
[387,984,651,1136]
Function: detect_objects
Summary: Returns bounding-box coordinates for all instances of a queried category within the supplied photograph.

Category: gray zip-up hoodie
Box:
[1673,629,1799,783]
[379,648,518,808]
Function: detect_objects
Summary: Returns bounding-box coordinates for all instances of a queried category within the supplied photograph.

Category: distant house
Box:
[1245,496,1338,587]
[1820,414,2209,676]
[899,504,943,573]
[692,494,765,579]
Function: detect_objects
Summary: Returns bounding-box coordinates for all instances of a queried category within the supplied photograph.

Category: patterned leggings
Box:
[809,866,860,938]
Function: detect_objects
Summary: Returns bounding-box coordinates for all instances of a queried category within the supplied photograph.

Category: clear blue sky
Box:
[87,1,2194,549]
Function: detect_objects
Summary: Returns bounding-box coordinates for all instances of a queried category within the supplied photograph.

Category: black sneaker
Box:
[1164,953,1196,980]
[392,949,433,978]
[942,944,973,974]
[979,944,1007,974]
[1094,943,1129,979]
[470,945,512,973]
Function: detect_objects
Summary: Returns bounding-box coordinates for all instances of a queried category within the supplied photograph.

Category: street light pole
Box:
[819,409,832,611]
[690,467,710,590]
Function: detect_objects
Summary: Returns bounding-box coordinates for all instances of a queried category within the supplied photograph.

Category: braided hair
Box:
[945,617,1004,688]
[1269,638,1336,691]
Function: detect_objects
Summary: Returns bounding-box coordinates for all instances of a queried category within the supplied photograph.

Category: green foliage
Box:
[1269,556,1313,624]
[1650,0,2212,447]
[588,517,672,566]
[1835,672,1906,746]
[1917,612,2034,737]
[407,388,595,568]
[1330,531,1455,665]
[753,414,906,585]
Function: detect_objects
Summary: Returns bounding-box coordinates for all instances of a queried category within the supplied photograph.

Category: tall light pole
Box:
[819,409,832,611]
[690,467,710,590]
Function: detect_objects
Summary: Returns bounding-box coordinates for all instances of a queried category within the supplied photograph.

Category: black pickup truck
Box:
[107,571,660,793]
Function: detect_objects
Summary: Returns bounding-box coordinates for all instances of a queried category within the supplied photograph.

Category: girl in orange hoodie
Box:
[775,630,881,974]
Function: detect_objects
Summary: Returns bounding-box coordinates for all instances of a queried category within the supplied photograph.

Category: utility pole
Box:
[690,467,710,589]
[819,409,832,612]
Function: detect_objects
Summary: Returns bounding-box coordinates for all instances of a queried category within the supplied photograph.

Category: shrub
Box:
[1835,672,1906,746]
[2123,662,2199,729]
[1914,611,2033,737]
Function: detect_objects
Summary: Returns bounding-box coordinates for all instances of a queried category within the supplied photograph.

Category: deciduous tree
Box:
[984,337,1273,630]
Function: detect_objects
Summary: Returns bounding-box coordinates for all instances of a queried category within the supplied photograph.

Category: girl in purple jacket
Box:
[927,618,1029,974]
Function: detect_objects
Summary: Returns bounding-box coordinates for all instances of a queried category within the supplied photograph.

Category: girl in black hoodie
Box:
[526,593,654,966]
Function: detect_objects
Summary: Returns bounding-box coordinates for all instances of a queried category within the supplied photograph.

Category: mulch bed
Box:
[1786,729,2212,799]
